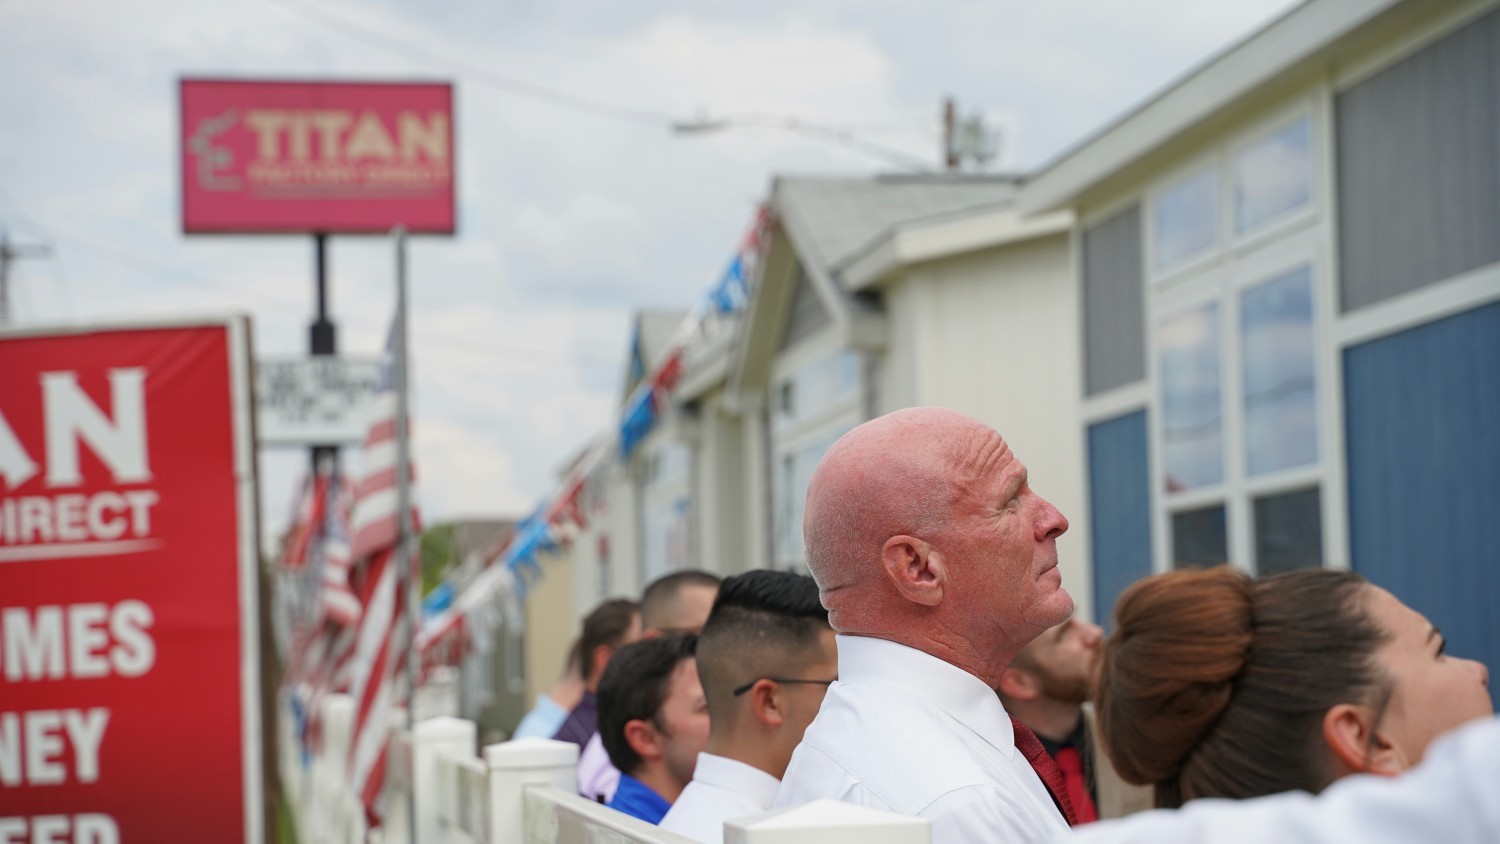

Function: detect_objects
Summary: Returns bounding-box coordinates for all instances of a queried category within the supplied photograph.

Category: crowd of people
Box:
[509,407,1494,843]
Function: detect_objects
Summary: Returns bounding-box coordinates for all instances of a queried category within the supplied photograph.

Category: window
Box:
[1234,117,1312,235]
[1171,504,1228,568]
[1142,104,1327,576]
[1254,487,1322,575]
[770,349,863,569]
[773,427,851,568]
[1241,266,1318,475]
[642,442,693,582]
[1152,166,1219,272]
[1159,302,1223,492]
[773,350,861,433]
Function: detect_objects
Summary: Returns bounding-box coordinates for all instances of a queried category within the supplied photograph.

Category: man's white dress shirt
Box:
[774,635,1069,844]
[660,752,782,844]
[1058,715,1499,844]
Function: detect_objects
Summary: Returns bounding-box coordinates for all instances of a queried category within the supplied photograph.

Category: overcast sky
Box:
[0,0,1301,546]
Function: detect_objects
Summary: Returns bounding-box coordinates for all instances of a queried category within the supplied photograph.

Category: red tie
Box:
[1010,715,1080,826]
[1053,746,1099,824]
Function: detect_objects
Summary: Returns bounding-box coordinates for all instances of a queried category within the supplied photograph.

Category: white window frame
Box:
[1143,93,1339,577]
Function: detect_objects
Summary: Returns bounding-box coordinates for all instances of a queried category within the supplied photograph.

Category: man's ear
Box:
[997,667,1039,702]
[748,679,786,729]
[623,718,663,762]
[1323,704,1405,776]
[881,535,944,606]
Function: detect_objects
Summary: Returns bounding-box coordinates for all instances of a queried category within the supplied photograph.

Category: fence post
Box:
[414,716,476,844]
[725,800,931,844]
[484,738,579,844]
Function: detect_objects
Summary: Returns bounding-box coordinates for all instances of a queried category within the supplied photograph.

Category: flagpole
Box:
[392,224,419,843]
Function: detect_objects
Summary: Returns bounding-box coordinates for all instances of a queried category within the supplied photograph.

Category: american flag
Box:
[345,334,420,823]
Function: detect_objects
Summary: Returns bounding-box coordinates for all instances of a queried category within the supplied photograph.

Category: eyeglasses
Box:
[732,677,837,696]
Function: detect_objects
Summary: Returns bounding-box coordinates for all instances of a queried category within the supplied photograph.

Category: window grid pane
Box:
[1234,117,1312,234]
[1160,302,1224,492]
[1241,266,1319,476]
[1152,166,1219,272]
[1171,504,1228,569]
[1254,487,1323,575]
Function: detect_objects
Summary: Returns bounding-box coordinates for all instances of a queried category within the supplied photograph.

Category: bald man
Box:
[774,407,1077,844]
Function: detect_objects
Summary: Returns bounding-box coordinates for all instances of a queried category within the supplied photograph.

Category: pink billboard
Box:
[180,79,455,234]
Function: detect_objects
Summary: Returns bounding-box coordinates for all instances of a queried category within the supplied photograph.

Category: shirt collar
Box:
[835,634,1015,759]
[690,753,781,809]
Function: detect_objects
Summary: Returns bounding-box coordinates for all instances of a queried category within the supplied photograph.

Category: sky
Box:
[0,0,1302,547]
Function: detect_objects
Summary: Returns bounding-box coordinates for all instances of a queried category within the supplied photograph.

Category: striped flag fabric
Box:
[344,335,420,824]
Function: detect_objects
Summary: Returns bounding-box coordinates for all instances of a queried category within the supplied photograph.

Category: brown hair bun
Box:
[1095,565,1386,808]
[1096,566,1254,789]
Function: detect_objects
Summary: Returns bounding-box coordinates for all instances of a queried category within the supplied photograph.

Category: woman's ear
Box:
[1323,704,1405,777]
[881,535,944,606]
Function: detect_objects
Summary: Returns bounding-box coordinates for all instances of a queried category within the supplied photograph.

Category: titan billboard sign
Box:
[181,79,455,234]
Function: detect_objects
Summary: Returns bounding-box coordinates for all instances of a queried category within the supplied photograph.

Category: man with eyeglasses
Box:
[660,570,837,843]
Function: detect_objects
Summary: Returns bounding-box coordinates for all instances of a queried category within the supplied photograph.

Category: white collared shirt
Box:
[773,635,1068,844]
[1058,715,1500,844]
[660,752,782,844]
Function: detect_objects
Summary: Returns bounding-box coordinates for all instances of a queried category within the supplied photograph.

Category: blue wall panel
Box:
[1345,301,1500,683]
[1088,411,1153,632]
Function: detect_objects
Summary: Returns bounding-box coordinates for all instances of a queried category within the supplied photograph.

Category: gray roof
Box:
[637,309,688,371]
[773,174,1022,272]
[619,308,690,404]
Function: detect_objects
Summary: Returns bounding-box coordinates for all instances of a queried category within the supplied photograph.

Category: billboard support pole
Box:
[311,232,337,476]
[392,224,420,843]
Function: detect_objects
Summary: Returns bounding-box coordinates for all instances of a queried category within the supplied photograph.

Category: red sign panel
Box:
[0,318,261,843]
[181,79,456,234]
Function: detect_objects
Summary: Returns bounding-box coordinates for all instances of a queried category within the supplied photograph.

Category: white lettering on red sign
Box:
[0,369,161,562]
[0,814,119,844]
[0,602,155,682]
[0,709,110,786]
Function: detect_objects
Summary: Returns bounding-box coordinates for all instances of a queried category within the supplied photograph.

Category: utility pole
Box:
[942,97,958,171]
[0,227,52,325]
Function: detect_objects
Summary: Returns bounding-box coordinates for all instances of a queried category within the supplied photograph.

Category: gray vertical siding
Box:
[1336,10,1500,313]
[1345,301,1500,683]
[1083,205,1146,395]
[1088,411,1153,631]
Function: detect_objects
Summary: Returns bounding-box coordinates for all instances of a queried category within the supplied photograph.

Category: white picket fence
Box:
[279,691,930,844]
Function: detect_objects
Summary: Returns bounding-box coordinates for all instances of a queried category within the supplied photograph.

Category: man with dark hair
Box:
[661,571,836,843]
[640,569,722,636]
[579,569,721,801]
[553,598,641,748]
[997,618,1150,822]
[599,634,711,825]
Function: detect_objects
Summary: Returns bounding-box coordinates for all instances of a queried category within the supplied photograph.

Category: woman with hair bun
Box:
[1095,565,1491,808]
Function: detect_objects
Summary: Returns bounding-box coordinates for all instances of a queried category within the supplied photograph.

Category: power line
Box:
[263,0,676,129]
[261,0,936,168]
